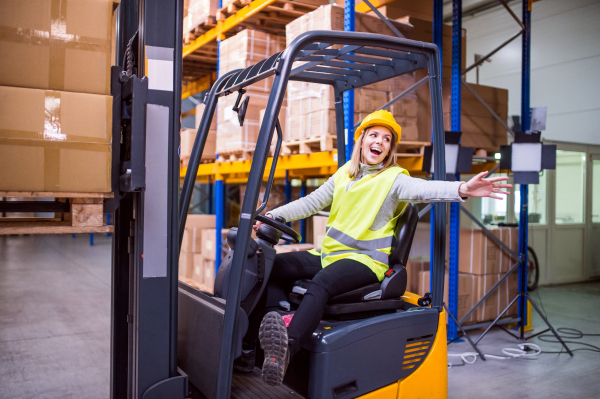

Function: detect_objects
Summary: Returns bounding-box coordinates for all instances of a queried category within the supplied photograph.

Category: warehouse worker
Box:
[241,110,512,386]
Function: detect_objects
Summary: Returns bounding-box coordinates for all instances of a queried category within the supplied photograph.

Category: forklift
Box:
[110,1,449,398]
[178,31,449,398]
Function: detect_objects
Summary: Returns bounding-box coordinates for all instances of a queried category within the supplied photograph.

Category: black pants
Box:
[246,251,378,358]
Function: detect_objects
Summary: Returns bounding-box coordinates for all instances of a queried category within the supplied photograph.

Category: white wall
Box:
[455,0,600,146]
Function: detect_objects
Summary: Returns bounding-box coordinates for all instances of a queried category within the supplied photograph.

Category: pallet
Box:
[394,140,430,158]
[0,192,113,235]
[181,156,216,167]
[279,135,337,155]
[216,148,256,162]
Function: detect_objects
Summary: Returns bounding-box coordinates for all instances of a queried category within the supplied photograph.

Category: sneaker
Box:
[233,349,255,373]
[258,311,290,386]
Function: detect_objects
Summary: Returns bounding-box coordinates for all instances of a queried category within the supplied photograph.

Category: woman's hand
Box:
[253,213,273,231]
[459,172,512,199]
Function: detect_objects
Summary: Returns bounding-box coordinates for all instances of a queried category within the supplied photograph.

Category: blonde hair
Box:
[348,126,399,179]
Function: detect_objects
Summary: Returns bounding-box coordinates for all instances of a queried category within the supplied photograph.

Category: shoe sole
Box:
[258,312,288,386]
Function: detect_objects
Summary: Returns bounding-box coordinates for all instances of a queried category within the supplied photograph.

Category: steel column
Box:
[430,0,444,295]
[344,0,355,161]
[517,0,531,336]
[447,0,462,341]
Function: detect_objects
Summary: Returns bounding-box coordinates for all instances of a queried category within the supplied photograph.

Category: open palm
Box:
[459,171,512,199]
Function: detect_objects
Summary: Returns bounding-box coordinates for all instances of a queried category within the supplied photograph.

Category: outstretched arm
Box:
[391,172,511,203]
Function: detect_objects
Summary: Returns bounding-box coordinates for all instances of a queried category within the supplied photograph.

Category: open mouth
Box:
[369,147,382,157]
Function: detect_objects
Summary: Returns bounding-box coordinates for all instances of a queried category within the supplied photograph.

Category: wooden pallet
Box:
[0,192,114,235]
[181,156,216,167]
[394,140,430,158]
[216,148,256,162]
[280,135,337,155]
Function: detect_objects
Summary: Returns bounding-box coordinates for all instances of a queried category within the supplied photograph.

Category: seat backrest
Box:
[388,203,419,268]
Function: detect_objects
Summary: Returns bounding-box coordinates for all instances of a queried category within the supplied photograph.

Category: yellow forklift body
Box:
[357,293,448,399]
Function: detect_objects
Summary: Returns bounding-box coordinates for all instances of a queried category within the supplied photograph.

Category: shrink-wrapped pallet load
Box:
[285,5,421,142]
[216,30,286,156]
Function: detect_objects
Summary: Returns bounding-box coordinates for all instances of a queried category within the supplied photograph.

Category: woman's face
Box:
[361,126,393,165]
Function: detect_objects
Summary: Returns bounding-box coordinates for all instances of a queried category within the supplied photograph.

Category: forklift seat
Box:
[289,203,419,316]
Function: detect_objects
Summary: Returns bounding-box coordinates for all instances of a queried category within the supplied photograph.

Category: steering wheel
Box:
[255,214,301,244]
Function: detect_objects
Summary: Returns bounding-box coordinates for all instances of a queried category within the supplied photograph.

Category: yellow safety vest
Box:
[309,162,409,281]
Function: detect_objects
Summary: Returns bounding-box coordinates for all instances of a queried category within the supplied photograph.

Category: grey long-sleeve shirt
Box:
[268,163,465,231]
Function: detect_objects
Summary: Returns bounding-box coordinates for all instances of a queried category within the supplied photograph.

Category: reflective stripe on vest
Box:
[326,227,393,251]
[321,249,390,264]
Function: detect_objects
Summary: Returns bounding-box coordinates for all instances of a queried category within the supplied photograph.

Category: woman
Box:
[244,110,511,386]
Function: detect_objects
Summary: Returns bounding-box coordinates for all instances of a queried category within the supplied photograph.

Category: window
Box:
[593,157,600,223]
[515,172,547,224]
[554,151,586,224]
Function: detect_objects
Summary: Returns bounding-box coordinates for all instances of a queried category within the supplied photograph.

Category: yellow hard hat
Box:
[354,109,402,142]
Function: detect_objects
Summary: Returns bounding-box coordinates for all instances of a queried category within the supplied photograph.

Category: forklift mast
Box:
[110,0,187,398]
[179,31,448,398]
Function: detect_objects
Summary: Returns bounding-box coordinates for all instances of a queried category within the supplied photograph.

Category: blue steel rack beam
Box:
[447,0,462,342]
[344,0,355,160]
[518,0,531,335]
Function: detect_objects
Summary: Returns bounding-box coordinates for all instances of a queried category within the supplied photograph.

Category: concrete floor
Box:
[1,234,599,398]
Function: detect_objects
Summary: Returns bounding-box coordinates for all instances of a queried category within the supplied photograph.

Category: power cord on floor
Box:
[448,327,600,368]
[447,343,541,369]
[537,327,600,355]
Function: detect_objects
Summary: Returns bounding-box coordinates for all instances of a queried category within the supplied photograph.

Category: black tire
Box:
[527,246,540,291]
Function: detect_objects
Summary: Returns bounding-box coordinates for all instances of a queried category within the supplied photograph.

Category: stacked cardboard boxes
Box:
[285,5,422,142]
[415,77,509,151]
[217,30,286,155]
[180,103,217,165]
[414,227,519,324]
[179,215,230,293]
[184,0,219,34]
[0,0,115,192]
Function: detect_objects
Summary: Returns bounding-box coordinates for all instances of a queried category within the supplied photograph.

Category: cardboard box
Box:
[356,89,389,114]
[416,72,509,151]
[274,243,316,254]
[219,30,286,93]
[203,259,216,289]
[406,257,429,294]
[498,227,519,273]
[184,214,216,230]
[201,228,229,261]
[0,0,114,95]
[418,270,475,323]
[180,128,216,160]
[286,5,412,46]
[457,228,502,275]
[217,88,271,153]
[186,0,219,32]
[396,16,466,71]
[312,215,328,250]
[389,94,418,119]
[195,103,217,130]
[0,86,112,192]
[179,252,194,279]
[181,226,204,253]
[361,0,434,21]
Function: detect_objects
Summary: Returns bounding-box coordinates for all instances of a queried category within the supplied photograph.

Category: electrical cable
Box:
[448,328,600,368]
[447,343,542,368]
[537,327,600,355]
